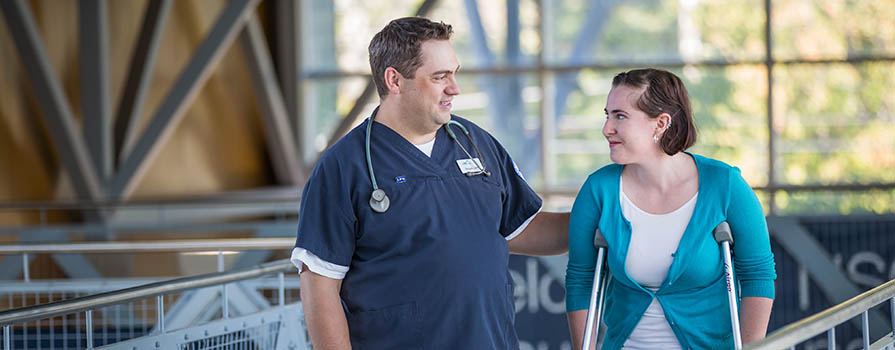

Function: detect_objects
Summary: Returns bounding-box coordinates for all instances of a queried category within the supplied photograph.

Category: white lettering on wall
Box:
[510,257,566,314]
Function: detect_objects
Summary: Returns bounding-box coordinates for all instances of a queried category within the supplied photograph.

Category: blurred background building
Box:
[0,0,893,349]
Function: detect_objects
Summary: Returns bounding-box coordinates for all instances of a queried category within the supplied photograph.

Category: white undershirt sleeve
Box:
[505,205,543,241]
[290,247,349,280]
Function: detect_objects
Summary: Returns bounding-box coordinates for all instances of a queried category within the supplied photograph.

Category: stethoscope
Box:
[365,111,490,213]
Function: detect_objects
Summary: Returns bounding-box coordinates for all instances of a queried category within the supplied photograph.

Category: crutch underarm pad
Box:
[713,221,733,244]
[593,228,607,248]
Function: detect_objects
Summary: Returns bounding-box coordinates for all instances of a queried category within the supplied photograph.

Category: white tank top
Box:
[620,178,697,350]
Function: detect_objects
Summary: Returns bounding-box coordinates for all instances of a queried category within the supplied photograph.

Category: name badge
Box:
[456,158,484,175]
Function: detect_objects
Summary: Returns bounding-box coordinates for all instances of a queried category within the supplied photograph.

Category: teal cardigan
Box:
[565,153,776,350]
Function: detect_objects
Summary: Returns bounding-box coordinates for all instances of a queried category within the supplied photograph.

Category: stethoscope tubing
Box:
[364,112,490,213]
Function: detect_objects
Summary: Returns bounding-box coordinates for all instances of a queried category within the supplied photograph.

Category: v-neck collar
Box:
[614,152,707,292]
[367,117,453,176]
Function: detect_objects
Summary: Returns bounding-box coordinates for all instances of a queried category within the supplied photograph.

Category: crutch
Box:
[582,228,608,350]
[714,221,743,350]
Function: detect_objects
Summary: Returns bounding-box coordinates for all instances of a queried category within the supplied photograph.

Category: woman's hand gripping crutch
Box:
[582,228,608,350]
[714,221,743,350]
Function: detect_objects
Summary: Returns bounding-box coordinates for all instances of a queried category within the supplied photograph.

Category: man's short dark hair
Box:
[369,17,453,98]
[612,68,697,155]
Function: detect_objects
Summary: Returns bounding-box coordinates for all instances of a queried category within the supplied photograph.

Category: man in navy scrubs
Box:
[292,17,569,349]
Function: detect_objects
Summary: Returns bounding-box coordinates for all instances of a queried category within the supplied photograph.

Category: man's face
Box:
[400,40,461,130]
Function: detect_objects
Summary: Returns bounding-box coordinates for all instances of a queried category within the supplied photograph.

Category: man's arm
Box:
[508,212,569,256]
[300,267,351,349]
[740,296,773,344]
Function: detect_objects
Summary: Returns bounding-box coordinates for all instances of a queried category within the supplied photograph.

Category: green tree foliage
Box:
[549,0,893,214]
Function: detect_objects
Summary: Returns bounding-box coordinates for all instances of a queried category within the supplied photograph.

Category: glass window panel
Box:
[775,189,895,215]
[772,1,895,60]
[546,0,765,64]
[755,190,771,215]
[429,0,542,70]
[550,65,769,189]
[314,1,542,73]
[302,77,374,155]
[773,62,895,185]
[687,65,769,186]
[551,69,615,189]
[307,0,444,73]
[543,194,576,212]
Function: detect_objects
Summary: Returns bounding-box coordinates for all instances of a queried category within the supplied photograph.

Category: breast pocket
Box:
[347,302,421,349]
[466,175,504,214]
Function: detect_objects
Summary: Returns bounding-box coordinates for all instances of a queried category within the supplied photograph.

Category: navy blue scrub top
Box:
[294,112,542,349]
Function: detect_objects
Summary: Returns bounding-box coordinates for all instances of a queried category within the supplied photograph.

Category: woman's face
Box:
[602,85,660,164]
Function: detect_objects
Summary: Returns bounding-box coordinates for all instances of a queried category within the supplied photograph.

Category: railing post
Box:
[219,250,228,319]
[278,272,285,306]
[217,250,224,272]
[22,254,29,282]
[4,324,10,350]
[87,310,94,349]
[157,295,165,333]
[891,297,895,339]
[827,327,835,350]
[862,311,870,350]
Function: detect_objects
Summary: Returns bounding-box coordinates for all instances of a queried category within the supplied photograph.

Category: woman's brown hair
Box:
[612,68,697,155]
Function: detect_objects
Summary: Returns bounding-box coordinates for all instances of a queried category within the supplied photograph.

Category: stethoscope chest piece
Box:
[369,188,390,213]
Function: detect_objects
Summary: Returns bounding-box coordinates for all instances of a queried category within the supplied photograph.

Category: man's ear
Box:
[384,67,403,95]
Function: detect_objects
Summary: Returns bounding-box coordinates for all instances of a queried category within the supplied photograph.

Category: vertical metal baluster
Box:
[142,299,147,336]
[3,297,7,350]
[278,272,285,306]
[75,306,81,348]
[862,311,870,350]
[86,310,93,350]
[102,306,107,347]
[49,293,55,350]
[62,298,68,350]
[22,254,30,282]
[115,304,120,343]
[156,296,165,334]
[891,297,895,341]
[827,327,835,350]
[129,301,134,339]
[219,251,228,319]
[4,324,11,350]
[36,293,41,350]
[19,292,24,350]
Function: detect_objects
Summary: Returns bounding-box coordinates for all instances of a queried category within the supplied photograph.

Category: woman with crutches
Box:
[565,69,777,349]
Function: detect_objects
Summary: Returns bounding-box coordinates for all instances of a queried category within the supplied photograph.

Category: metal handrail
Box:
[745,278,895,349]
[0,186,302,210]
[0,259,294,326]
[0,237,294,254]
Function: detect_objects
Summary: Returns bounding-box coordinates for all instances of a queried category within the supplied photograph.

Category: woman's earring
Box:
[653,134,659,143]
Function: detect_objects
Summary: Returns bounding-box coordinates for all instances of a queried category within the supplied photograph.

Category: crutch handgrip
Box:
[583,228,607,350]
[714,221,743,349]
[713,221,733,245]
